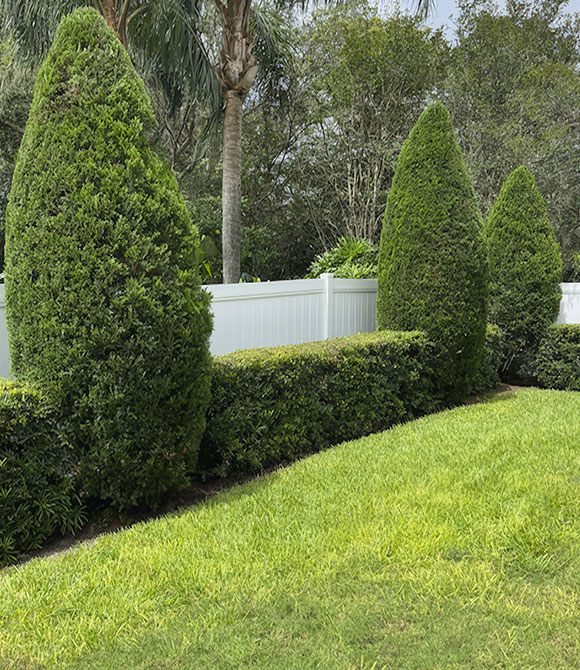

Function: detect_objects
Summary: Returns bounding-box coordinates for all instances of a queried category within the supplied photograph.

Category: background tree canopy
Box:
[1,0,580,280]
[445,0,580,273]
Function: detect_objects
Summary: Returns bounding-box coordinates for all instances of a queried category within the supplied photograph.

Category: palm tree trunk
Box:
[222,89,243,283]
[100,0,118,32]
[215,0,256,283]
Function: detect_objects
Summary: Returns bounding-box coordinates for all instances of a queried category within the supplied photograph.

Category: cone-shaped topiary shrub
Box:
[376,102,487,400]
[485,165,562,380]
[5,8,212,510]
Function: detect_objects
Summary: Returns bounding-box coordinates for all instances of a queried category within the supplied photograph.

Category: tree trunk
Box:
[222,89,243,283]
[100,0,118,32]
[215,0,257,283]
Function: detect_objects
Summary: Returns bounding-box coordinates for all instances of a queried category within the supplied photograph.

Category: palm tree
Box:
[1,0,434,283]
[212,0,434,281]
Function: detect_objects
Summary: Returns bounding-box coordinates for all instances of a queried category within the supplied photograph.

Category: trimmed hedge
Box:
[485,166,562,379]
[200,331,434,476]
[528,325,580,390]
[377,102,487,401]
[0,380,82,565]
[4,9,212,510]
[0,323,503,565]
[200,328,502,477]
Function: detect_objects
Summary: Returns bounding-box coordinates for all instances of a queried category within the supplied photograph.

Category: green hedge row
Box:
[200,327,502,477]
[1,327,502,565]
[0,381,83,565]
[528,325,580,390]
[200,331,435,476]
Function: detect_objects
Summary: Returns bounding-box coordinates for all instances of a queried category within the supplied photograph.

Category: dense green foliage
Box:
[446,1,580,270]
[486,166,562,378]
[2,390,580,669]
[4,9,212,510]
[376,102,487,400]
[471,325,504,395]
[528,324,580,390]
[298,6,448,244]
[306,236,378,278]
[200,327,501,477]
[201,331,435,475]
[4,2,580,279]
[0,380,83,565]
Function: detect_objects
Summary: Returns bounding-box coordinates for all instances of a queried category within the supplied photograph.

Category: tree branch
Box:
[118,0,132,44]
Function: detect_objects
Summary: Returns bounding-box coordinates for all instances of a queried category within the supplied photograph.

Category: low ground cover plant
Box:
[1,389,579,669]
[0,380,83,565]
[376,102,488,401]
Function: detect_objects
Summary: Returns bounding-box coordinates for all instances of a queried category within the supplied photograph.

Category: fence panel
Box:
[207,275,378,355]
[208,278,325,356]
[332,278,377,339]
[557,283,580,324]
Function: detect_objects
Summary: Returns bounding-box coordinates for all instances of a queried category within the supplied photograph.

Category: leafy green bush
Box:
[307,236,378,279]
[376,102,487,401]
[563,252,580,282]
[485,166,562,379]
[4,8,212,510]
[471,325,504,394]
[0,380,83,566]
[200,331,437,476]
[200,324,503,478]
[528,325,580,390]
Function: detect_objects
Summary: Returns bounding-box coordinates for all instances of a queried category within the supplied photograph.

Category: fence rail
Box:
[0,278,578,377]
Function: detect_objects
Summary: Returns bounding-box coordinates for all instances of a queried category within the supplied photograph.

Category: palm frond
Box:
[0,0,87,59]
[251,3,294,73]
[413,0,436,21]
[128,0,220,112]
[273,0,435,20]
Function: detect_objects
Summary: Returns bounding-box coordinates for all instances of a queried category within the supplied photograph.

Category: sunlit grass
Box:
[1,389,580,669]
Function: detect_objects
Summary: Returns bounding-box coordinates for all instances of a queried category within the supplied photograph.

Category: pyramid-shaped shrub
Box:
[486,166,562,378]
[5,8,212,510]
[376,102,487,400]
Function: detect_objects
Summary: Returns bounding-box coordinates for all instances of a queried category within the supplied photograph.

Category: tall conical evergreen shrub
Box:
[486,166,562,378]
[5,8,212,510]
[376,102,487,399]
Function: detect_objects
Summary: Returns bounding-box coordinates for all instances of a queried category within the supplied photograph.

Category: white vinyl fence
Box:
[207,274,377,355]
[0,279,579,376]
[557,282,580,324]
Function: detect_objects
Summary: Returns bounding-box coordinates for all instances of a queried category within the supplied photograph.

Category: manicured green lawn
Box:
[1,389,580,669]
